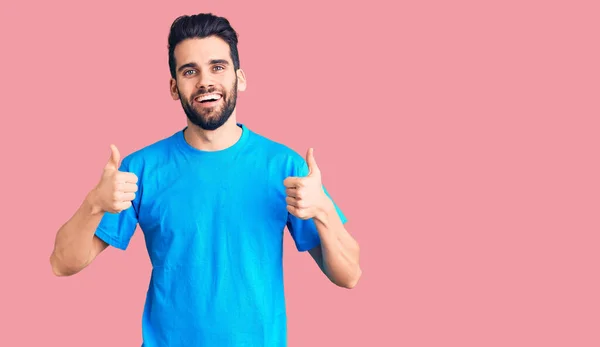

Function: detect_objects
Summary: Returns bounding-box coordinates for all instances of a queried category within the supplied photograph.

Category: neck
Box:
[184,113,242,151]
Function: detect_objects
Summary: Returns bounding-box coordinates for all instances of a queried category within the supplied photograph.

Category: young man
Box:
[50,13,361,347]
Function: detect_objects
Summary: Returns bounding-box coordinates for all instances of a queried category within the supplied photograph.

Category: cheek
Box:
[176,80,195,96]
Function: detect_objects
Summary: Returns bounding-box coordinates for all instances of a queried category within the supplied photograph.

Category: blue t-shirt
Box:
[95,123,347,347]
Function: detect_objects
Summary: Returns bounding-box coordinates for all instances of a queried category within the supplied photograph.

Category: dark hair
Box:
[168,13,240,79]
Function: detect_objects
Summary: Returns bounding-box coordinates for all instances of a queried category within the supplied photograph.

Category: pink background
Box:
[1,0,599,346]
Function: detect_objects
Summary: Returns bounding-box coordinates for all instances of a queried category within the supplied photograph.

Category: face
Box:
[170,36,246,131]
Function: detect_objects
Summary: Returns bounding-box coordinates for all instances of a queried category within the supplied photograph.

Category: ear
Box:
[170,78,179,100]
[236,69,247,92]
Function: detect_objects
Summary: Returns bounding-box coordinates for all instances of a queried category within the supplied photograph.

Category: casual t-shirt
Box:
[95,123,347,347]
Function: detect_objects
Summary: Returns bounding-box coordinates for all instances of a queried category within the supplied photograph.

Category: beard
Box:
[179,79,238,131]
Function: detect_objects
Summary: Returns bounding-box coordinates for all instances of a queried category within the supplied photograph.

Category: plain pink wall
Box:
[1,0,599,346]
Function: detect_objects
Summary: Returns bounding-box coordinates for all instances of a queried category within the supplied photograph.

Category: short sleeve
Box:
[94,157,140,251]
[286,158,348,252]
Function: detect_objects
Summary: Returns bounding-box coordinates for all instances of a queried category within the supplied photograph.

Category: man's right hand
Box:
[89,144,138,214]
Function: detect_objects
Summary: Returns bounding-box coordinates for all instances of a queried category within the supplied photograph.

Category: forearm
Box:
[50,190,104,276]
[314,199,361,288]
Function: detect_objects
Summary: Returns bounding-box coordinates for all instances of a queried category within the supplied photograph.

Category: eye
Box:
[183,70,196,76]
[213,65,224,71]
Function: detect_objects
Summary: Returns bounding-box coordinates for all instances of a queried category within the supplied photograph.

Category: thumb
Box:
[306,147,320,176]
[105,144,121,170]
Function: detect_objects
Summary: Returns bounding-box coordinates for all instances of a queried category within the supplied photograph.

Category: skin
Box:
[169,36,247,152]
[284,147,362,288]
[50,35,361,289]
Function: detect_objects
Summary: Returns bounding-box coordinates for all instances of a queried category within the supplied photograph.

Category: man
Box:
[50,13,361,347]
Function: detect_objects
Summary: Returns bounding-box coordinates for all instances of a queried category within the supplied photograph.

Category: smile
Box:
[195,93,223,103]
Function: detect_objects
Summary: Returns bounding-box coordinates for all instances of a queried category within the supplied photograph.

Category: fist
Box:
[92,144,138,214]
[283,148,328,220]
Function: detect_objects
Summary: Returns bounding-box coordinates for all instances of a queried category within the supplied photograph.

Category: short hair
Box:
[168,13,241,79]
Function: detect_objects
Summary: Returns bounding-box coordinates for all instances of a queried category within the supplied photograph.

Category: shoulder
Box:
[246,126,308,174]
[119,129,181,171]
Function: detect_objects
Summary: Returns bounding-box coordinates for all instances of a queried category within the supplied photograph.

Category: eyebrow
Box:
[209,59,230,66]
[177,59,230,72]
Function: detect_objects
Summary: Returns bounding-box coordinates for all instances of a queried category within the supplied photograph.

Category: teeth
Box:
[197,94,221,102]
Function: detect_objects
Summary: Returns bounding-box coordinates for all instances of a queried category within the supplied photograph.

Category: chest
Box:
[135,160,290,255]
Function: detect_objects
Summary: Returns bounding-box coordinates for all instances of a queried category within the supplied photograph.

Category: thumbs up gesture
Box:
[91,145,138,214]
[283,148,329,221]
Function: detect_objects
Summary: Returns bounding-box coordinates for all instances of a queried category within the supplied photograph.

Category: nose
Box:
[196,72,215,90]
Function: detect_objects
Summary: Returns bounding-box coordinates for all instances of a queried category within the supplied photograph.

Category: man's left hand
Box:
[283,148,331,221]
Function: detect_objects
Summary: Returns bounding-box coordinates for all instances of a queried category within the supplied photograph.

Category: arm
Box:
[308,199,361,289]
[50,144,138,276]
[50,190,109,277]
[284,148,362,289]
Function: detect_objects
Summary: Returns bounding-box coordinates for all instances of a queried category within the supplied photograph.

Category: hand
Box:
[89,145,138,214]
[283,148,330,221]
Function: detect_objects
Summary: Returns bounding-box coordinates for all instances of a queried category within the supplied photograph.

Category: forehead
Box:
[174,36,232,66]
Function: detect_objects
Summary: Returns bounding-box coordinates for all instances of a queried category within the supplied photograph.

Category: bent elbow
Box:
[348,268,363,289]
[337,267,362,289]
[49,253,79,277]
